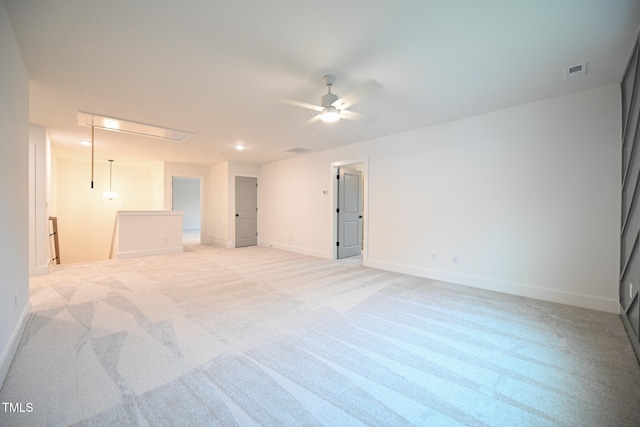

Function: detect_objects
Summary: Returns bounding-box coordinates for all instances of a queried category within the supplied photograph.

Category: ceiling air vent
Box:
[564,62,587,80]
[282,146,312,154]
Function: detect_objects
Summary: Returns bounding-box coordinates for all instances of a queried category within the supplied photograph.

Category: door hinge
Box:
[336,242,339,247]
[336,174,340,179]
[336,208,339,213]
[256,207,258,212]
[256,232,258,236]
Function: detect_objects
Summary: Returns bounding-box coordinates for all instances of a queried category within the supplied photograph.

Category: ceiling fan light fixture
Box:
[321,106,340,123]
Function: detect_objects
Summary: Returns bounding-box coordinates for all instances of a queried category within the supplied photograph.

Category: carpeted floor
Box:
[1,244,639,426]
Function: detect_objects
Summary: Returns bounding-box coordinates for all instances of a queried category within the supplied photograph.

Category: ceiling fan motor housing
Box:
[320,74,339,107]
[322,74,336,85]
[321,92,339,107]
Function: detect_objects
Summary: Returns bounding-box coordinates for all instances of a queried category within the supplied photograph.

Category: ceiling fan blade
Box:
[282,99,324,112]
[340,109,366,121]
[301,114,321,126]
[335,79,383,110]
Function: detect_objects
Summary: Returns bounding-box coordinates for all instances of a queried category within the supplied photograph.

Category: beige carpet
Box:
[1,244,639,426]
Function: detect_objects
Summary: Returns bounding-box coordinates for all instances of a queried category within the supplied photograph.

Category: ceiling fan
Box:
[317,74,343,123]
[287,74,378,124]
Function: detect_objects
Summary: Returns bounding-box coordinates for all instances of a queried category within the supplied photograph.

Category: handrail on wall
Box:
[109,212,119,259]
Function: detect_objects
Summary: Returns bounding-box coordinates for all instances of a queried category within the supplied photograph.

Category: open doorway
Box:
[331,158,368,261]
[172,176,201,244]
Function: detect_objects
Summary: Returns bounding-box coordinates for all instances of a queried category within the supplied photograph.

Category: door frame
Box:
[234,175,258,248]
[330,157,368,260]
[167,173,205,243]
[230,173,259,248]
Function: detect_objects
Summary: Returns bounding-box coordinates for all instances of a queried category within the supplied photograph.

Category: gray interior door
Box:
[337,167,362,259]
[235,176,257,247]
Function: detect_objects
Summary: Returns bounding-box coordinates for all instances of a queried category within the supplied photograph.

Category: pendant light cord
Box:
[91,125,95,189]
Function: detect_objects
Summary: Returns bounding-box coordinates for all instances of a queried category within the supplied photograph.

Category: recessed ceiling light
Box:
[78,112,194,141]
[235,144,245,151]
[80,140,92,146]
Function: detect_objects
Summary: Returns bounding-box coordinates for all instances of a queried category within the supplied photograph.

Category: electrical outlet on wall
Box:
[452,255,459,264]
[430,252,438,261]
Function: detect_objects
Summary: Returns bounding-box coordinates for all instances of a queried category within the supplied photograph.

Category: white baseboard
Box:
[116,246,183,259]
[205,237,231,248]
[365,259,619,314]
[0,302,31,389]
[29,264,50,276]
[259,241,331,259]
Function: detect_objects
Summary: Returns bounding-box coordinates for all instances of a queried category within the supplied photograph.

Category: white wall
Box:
[114,211,183,258]
[0,0,31,387]
[259,85,621,313]
[260,150,364,257]
[28,125,51,275]
[54,156,155,263]
[52,159,210,262]
[149,162,165,210]
[208,162,229,246]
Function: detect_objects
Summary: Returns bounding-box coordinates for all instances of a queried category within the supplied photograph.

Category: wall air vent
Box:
[564,62,587,80]
[282,146,312,154]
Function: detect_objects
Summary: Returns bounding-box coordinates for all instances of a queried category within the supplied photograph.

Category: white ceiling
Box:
[5,0,640,166]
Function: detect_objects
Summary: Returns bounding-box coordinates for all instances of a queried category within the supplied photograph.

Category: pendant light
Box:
[103,160,118,200]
